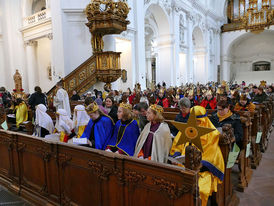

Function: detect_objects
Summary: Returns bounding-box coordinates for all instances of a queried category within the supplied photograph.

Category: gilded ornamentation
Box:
[12,70,27,100]
[13,69,22,91]
[47,0,130,99]
[224,0,274,33]
[79,70,87,84]
[69,79,76,90]
[101,56,108,69]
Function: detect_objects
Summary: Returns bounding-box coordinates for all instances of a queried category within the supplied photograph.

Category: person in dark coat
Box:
[71,90,80,101]
[170,97,191,136]
[252,87,268,104]
[28,86,47,110]
[210,100,243,149]
[137,102,149,131]
[0,87,12,108]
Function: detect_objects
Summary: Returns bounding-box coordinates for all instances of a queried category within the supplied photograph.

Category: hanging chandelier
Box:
[241,0,274,33]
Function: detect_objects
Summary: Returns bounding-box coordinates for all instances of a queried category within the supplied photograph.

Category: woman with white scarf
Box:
[35,104,54,137]
[54,109,73,143]
[72,105,90,138]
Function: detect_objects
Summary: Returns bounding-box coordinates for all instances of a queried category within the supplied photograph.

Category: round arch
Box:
[21,0,46,17]
[144,3,173,86]
[192,26,206,83]
[145,3,170,36]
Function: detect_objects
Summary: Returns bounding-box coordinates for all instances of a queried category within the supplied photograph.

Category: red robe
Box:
[156,97,169,108]
[200,97,217,110]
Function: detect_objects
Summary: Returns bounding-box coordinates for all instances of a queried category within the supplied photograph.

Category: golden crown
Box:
[119,102,132,111]
[205,90,212,96]
[149,104,163,114]
[187,89,194,96]
[86,102,99,114]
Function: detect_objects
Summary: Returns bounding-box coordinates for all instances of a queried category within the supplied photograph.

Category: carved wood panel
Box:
[0,130,200,206]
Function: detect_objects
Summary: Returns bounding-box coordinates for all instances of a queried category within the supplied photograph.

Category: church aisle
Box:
[237,128,274,206]
[0,185,31,206]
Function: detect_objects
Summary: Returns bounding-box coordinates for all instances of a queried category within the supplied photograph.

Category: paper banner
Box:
[226,143,240,169]
[1,121,8,130]
[256,132,262,144]
[246,142,251,158]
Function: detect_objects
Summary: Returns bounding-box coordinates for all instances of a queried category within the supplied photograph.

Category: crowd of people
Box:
[1,80,273,206]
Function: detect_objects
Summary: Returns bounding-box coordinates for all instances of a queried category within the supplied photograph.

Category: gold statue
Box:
[13,69,22,92]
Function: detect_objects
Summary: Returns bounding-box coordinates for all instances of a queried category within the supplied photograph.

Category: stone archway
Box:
[144,3,173,86]
[192,26,206,84]
[226,30,274,85]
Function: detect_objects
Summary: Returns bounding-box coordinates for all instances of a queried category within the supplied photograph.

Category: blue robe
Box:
[80,116,114,150]
[107,119,140,156]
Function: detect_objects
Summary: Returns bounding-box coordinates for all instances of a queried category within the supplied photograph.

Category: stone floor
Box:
[0,186,31,206]
[236,128,274,206]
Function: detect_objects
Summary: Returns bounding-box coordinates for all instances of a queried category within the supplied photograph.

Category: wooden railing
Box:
[47,51,122,107]
[0,130,199,206]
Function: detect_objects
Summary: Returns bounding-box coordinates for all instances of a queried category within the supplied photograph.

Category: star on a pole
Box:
[168,108,215,152]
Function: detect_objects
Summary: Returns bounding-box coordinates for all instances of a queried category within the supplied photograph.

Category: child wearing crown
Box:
[134,104,172,163]
[200,90,217,109]
[80,102,114,150]
[105,103,140,156]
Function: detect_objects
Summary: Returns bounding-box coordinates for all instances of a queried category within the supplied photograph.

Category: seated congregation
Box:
[0,80,273,206]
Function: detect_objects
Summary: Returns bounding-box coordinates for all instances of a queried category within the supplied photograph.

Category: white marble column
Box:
[135,0,146,89]
[145,51,152,85]
[155,34,175,87]
[186,15,194,83]
[25,40,38,93]
[173,11,180,86]
[221,55,232,81]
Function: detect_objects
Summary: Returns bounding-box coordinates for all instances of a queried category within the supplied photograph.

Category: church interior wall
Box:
[62,12,92,75]
[0,0,28,92]
[231,31,274,85]
[36,37,54,92]
[114,38,133,92]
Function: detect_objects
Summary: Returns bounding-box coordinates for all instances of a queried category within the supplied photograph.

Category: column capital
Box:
[47,33,53,40]
[24,40,37,47]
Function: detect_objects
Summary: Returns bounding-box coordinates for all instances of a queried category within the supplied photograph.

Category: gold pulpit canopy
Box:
[85,0,130,35]
[85,0,130,85]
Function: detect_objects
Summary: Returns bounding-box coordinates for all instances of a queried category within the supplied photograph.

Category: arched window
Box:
[32,0,46,14]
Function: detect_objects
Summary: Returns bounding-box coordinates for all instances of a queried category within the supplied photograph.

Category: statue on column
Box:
[13,69,22,92]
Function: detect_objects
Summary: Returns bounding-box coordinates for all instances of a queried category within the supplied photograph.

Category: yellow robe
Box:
[170,106,224,206]
[15,102,28,128]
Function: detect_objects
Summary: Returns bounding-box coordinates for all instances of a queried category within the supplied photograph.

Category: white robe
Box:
[54,88,71,117]
[134,122,172,163]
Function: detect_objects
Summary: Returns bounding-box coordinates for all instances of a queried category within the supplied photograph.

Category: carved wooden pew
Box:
[164,107,180,113]
[208,109,253,192]
[0,130,200,206]
[163,109,254,192]
[255,104,269,152]
[263,100,273,133]
[215,124,239,206]
[163,110,239,206]
[237,113,253,192]
[4,109,34,135]
[235,110,261,169]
